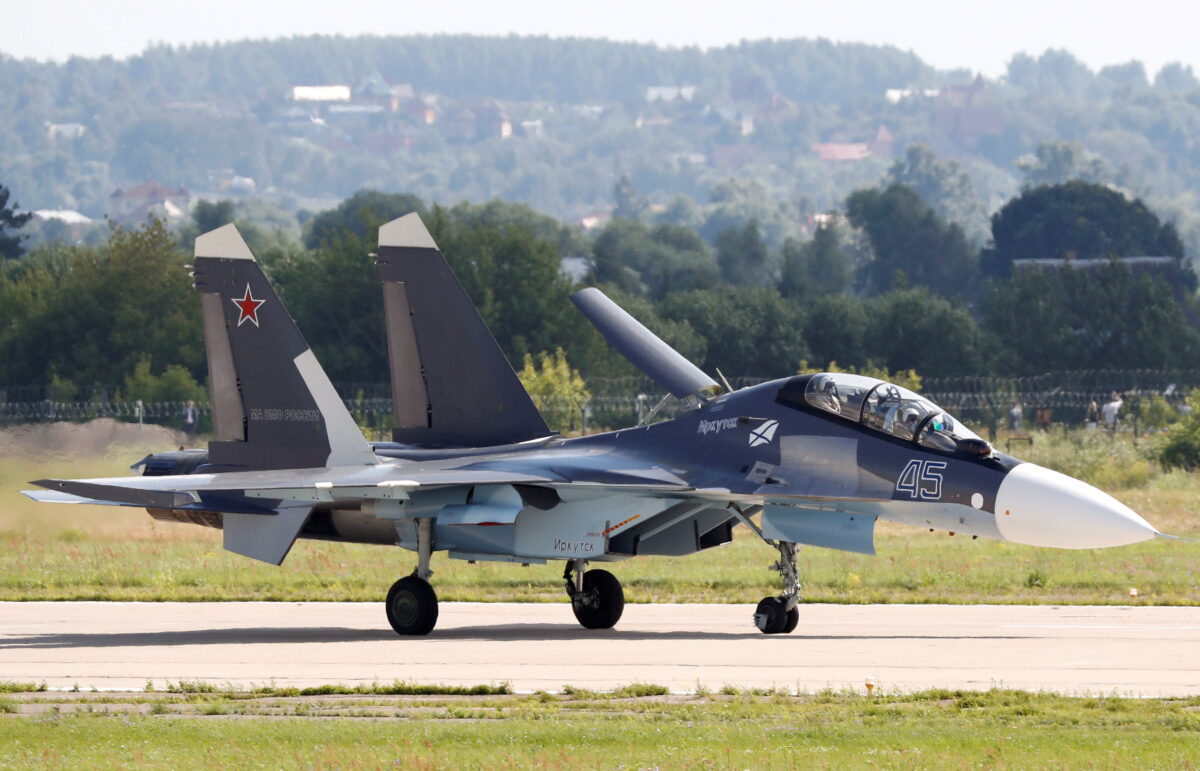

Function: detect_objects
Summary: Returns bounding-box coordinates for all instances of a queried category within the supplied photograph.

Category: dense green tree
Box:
[0,219,202,388]
[715,218,771,287]
[801,294,870,368]
[612,175,647,221]
[444,198,587,256]
[0,183,32,259]
[1005,49,1096,98]
[845,184,978,298]
[982,262,1200,375]
[304,191,428,249]
[1154,63,1199,94]
[659,288,807,377]
[779,223,853,299]
[1098,61,1148,91]
[886,145,988,242]
[1017,142,1115,189]
[427,213,587,368]
[273,228,387,385]
[653,195,704,230]
[191,200,236,234]
[866,288,989,377]
[700,179,807,252]
[983,181,1186,277]
[590,219,718,299]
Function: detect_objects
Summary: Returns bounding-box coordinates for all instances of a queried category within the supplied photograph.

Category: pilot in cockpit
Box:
[821,381,841,411]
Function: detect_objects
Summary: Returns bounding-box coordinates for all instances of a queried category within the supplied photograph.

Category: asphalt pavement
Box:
[2,602,1197,695]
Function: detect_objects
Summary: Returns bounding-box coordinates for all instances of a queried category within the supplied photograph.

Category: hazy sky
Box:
[5,0,1200,78]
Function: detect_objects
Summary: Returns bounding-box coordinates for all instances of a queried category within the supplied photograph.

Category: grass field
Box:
[1,422,1197,606]
[1,684,1198,769]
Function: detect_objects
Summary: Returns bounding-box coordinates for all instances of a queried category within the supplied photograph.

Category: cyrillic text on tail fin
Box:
[194,224,376,471]
[377,213,551,447]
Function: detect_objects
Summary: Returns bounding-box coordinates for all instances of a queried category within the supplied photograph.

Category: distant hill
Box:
[3,35,1200,254]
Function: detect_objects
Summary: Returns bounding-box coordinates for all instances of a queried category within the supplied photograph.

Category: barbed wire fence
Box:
[3,370,1199,437]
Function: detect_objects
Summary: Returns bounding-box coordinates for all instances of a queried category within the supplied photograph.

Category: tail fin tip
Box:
[379,213,437,249]
[195,223,255,261]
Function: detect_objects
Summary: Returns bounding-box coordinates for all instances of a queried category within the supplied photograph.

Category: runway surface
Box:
[3,602,1199,695]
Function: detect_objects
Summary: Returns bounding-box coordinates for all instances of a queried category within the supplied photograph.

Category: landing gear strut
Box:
[565,559,624,629]
[386,516,439,636]
[732,505,800,635]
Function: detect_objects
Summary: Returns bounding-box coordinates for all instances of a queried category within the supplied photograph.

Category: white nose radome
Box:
[994,463,1158,549]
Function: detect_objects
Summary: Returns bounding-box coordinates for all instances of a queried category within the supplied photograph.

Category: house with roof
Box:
[109,182,190,224]
[812,126,893,162]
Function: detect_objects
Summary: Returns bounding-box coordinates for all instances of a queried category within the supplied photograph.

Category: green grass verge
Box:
[1,688,1198,769]
[2,521,1196,605]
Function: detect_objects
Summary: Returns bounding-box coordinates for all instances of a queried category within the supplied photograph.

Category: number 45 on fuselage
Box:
[24,215,1171,636]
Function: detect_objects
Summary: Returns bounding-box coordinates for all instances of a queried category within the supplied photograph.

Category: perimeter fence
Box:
[2,370,1198,436]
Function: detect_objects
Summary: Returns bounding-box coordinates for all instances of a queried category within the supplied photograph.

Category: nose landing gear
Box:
[732,505,801,635]
[565,559,625,629]
[753,542,800,634]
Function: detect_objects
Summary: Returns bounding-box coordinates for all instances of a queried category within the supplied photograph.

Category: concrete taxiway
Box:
[2,602,1198,695]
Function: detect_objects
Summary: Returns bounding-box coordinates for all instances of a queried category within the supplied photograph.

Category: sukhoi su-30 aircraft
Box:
[25,216,1169,635]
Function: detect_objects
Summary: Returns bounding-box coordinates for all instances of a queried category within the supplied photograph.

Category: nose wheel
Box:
[731,506,801,635]
[565,560,625,629]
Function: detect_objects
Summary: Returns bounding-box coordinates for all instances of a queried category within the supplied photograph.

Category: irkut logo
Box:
[697,417,739,436]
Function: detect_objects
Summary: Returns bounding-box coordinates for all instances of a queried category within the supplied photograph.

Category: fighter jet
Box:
[24,216,1166,636]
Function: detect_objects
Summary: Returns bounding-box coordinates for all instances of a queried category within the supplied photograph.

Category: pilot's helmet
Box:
[902,407,920,425]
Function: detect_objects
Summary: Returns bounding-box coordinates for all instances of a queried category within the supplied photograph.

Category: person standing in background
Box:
[183,400,198,438]
[1101,392,1123,433]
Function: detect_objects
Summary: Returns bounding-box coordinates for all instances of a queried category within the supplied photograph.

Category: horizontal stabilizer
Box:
[31,479,198,509]
[571,287,719,400]
[22,489,131,507]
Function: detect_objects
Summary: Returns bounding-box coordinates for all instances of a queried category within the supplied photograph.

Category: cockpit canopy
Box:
[800,373,982,452]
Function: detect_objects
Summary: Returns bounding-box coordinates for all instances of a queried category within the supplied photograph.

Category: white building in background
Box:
[291,85,352,102]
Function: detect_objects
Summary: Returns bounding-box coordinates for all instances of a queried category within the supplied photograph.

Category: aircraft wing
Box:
[25,453,693,508]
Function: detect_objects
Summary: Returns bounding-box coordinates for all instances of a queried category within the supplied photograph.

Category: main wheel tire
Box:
[783,605,800,634]
[754,597,788,634]
[571,569,624,629]
[386,575,438,636]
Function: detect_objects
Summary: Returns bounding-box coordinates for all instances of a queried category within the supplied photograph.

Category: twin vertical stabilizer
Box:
[194,224,376,472]
[376,213,551,447]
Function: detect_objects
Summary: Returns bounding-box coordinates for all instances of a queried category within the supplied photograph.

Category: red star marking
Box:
[231,284,266,327]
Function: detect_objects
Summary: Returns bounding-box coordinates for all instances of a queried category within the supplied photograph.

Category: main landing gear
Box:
[565,559,625,629]
[731,505,800,635]
[386,516,439,636]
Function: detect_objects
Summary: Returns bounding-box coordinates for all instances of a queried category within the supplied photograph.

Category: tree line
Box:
[1,173,1196,406]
